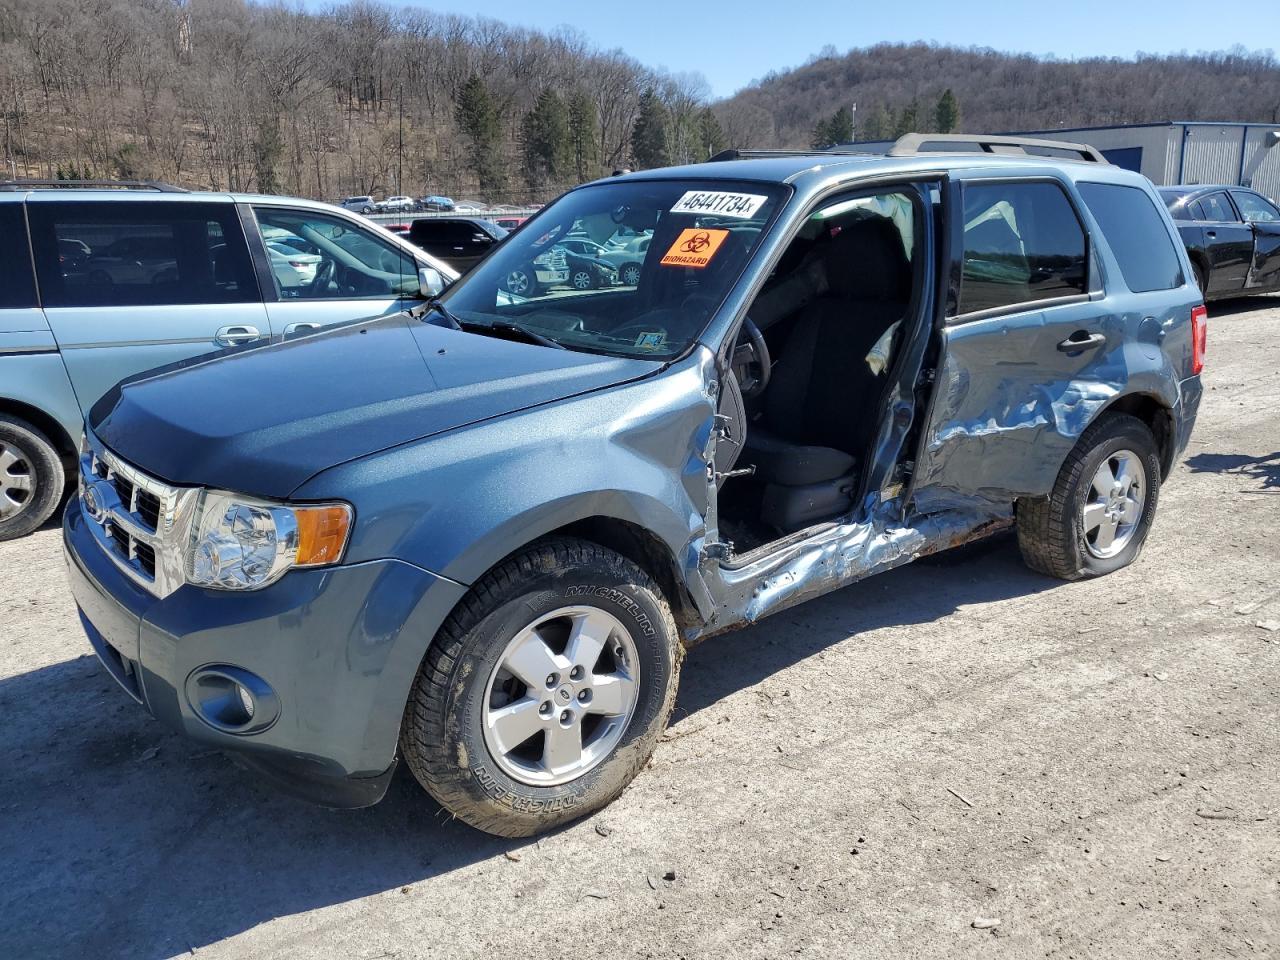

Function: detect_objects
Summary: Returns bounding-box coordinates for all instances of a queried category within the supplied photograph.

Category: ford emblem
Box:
[82,484,105,522]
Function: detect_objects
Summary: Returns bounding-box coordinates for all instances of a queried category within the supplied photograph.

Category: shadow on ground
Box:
[0,533,1053,958]
[1185,450,1280,489]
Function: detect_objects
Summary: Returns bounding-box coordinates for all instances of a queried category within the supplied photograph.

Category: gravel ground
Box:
[1,297,1277,960]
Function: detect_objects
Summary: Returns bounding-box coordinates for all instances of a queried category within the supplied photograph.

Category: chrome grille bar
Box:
[79,438,201,598]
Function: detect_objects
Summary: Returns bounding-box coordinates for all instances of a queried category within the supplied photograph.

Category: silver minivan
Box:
[0,182,457,539]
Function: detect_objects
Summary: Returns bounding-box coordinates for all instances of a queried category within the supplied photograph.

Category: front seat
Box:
[741,216,912,532]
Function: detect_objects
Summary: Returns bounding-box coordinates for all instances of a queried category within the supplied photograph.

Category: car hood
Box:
[92,313,658,498]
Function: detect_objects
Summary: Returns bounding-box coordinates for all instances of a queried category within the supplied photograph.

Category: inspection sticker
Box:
[660,228,730,269]
[670,190,768,219]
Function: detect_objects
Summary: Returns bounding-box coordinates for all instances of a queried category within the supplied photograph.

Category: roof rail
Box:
[0,178,190,192]
[707,148,870,162]
[888,133,1108,164]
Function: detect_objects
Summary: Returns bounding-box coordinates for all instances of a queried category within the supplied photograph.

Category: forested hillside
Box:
[3,2,1279,202]
[714,43,1280,150]
[0,0,724,202]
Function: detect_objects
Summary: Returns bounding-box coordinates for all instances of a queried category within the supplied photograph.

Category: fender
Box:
[295,348,722,616]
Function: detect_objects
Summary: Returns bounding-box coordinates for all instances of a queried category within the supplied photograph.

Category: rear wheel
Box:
[1017,414,1161,581]
[620,263,641,286]
[401,538,680,837]
[0,416,65,541]
[1192,260,1207,298]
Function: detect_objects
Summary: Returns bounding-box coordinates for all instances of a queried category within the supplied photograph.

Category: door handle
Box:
[1206,230,1216,238]
[283,321,321,337]
[214,324,262,346]
[1057,331,1107,353]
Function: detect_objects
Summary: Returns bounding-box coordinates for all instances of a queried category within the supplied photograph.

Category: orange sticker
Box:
[660,228,729,269]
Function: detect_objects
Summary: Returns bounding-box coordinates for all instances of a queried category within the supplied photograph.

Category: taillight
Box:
[1190,304,1207,375]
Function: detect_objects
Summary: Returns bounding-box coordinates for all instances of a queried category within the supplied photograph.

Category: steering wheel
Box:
[309,258,335,295]
[731,317,771,398]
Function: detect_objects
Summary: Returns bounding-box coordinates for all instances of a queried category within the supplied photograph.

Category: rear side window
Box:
[0,204,37,309]
[1077,183,1184,293]
[1200,192,1237,222]
[958,181,1088,316]
[28,201,257,308]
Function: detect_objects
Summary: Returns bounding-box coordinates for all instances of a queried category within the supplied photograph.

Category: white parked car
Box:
[266,240,322,288]
[381,196,416,214]
[340,195,377,215]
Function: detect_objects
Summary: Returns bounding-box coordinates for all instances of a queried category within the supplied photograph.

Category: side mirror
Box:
[418,266,446,298]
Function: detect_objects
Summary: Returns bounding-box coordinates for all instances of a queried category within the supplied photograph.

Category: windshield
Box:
[440,178,787,359]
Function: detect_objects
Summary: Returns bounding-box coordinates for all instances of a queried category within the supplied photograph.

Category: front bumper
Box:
[63,497,468,808]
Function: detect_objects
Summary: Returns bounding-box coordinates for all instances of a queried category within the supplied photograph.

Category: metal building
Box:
[848,121,1280,199]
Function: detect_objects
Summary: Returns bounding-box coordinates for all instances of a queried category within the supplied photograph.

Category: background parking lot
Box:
[1,298,1277,960]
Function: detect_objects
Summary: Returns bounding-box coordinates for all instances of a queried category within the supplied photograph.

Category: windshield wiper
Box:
[464,319,566,350]
[411,297,462,330]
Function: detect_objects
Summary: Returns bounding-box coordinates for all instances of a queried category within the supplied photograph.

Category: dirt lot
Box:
[1,298,1277,960]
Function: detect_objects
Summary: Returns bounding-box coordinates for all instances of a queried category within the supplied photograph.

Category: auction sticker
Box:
[670,190,768,219]
[660,228,730,269]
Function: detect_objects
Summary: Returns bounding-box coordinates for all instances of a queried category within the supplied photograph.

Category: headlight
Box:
[187,490,352,591]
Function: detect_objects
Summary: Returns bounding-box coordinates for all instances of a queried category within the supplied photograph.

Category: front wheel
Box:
[502,267,538,297]
[1017,413,1161,581]
[570,268,595,290]
[401,538,680,837]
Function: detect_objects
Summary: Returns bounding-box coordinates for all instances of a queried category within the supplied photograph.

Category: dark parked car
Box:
[416,195,456,212]
[1159,185,1280,300]
[408,216,507,271]
[556,238,618,289]
[65,134,1205,837]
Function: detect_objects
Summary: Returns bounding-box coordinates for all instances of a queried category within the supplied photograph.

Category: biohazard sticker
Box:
[670,190,768,219]
[660,228,730,269]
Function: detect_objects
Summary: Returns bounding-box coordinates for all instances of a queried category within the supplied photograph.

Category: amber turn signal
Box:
[294,504,353,567]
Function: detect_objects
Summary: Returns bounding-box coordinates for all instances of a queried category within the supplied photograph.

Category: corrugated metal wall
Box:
[845,123,1280,200]
[1242,128,1280,200]
[1181,125,1247,185]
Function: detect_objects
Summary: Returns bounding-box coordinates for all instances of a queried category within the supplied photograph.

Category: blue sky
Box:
[313,0,1277,98]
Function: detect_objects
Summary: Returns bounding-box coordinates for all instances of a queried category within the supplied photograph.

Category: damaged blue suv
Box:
[64,134,1206,837]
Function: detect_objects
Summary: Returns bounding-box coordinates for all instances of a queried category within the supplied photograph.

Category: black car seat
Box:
[741,216,912,532]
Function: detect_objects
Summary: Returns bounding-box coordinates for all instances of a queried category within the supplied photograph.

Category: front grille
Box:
[109,473,162,531]
[80,442,195,598]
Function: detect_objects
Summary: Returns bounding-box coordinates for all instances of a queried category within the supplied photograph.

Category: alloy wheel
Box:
[482,605,640,786]
[1082,449,1146,559]
[0,440,35,521]
[505,269,531,295]
[621,265,641,286]
[572,270,593,290]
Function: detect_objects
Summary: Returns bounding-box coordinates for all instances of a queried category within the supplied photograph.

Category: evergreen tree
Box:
[810,115,834,150]
[697,108,727,160]
[519,88,571,189]
[827,105,853,145]
[630,88,669,170]
[567,90,599,181]
[810,106,854,149]
[894,99,920,137]
[456,73,505,198]
[860,104,893,141]
[253,120,282,194]
[935,88,960,134]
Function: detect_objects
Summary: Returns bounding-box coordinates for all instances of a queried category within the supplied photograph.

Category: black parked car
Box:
[556,238,618,290]
[1159,185,1280,300]
[407,216,507,272]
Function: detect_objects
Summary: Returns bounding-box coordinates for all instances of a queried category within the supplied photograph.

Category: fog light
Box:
[185,665,279,734]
